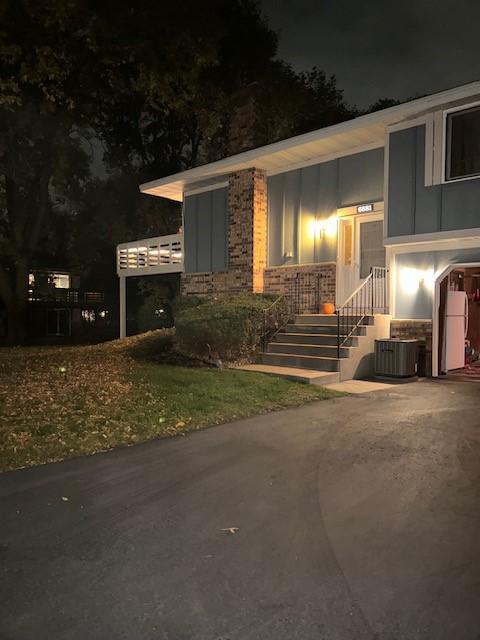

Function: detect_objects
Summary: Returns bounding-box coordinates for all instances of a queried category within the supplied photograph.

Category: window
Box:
[343,221,352,266]
[445,105,480,181]
[52,273,70,289]
[28,271,71,289]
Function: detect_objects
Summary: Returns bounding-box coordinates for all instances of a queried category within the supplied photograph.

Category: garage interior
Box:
[439,266,480,379]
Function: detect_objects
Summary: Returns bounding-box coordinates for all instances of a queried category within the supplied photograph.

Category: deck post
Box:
[119,276,126,339]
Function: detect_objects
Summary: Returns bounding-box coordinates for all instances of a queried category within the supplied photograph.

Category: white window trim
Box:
[441,99,480,184]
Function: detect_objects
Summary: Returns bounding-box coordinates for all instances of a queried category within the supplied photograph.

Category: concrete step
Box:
[234,364,340,386]
[273,332,359,347]
[294,314,374,326]
[285,323,367,336]
[267,342,352,359]
[259,352,340,372]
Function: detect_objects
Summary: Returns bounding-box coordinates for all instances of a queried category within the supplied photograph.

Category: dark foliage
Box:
[0,0,395,344]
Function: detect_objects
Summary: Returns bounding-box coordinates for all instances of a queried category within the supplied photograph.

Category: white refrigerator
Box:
[445,291,468,371]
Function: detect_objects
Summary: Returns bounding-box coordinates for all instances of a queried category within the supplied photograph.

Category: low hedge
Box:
[175,293,283,362]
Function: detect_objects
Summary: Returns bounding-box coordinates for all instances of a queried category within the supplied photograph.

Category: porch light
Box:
[324,216,338,238]
[400,267,435,294]
[309,216,338,239]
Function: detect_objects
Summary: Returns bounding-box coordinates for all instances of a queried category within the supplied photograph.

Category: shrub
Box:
[175,293,280,362]
[109,328,175,361]
[136,278,177,332]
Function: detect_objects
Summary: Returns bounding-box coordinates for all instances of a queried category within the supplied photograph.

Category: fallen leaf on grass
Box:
[221,527,239,534]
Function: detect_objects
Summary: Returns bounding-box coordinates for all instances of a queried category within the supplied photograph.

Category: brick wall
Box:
[264,263,336,310]
[390,319,433,376]
[181,168,334,304]
[181,168,267,296]
[252,170,267,293]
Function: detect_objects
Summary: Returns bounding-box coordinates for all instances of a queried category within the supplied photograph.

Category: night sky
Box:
[260,0,480,108]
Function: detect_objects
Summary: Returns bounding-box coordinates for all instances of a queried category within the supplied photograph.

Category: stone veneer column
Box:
[227,168,267,293]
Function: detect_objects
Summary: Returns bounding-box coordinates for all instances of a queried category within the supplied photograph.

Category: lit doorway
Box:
[337,211,385,305]
[433,263,480,378]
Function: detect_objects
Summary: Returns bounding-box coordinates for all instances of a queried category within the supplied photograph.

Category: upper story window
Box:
[52,273,70,289]
[445,104,480,181]
[29,272,71,289]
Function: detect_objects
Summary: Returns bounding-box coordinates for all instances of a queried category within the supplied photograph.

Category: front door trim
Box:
[336,208,385,307]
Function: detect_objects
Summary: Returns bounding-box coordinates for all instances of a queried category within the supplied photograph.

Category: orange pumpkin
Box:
[322,302,336,315]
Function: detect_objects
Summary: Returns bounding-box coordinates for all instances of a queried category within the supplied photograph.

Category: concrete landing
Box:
[324,379,406,394]
[234,363,340,385]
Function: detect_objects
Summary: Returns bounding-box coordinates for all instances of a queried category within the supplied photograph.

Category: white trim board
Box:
[183,181,229,197]
[140,82,480,201]
[385,228,480,247]
[388,236,480,260]
[386,115,430,133]
[265,261,336,270]
[266,142,384,176]
[383,128,390,243]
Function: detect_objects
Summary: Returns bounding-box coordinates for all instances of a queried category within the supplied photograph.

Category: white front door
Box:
[337,212,385,305]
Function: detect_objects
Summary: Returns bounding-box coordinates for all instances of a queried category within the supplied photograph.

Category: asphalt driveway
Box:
[1,379,480,640]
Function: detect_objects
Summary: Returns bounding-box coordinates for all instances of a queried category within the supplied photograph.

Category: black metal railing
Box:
[336,266,389,358]
[293,272,324,314]
[84,291,105,303]
[28,288,105,305]
[261,295,294,351]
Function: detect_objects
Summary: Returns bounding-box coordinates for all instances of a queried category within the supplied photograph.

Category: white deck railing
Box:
[117,233,184,277]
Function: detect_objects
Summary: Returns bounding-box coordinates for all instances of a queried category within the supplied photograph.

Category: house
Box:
[26,269,112,343]
[117,81,480,381]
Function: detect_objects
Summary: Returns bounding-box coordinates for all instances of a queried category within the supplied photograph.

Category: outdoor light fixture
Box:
[401,267,435,294]
[309,216,338,239]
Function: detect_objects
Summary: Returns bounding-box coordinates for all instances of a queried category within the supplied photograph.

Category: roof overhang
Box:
[140,81,480,203]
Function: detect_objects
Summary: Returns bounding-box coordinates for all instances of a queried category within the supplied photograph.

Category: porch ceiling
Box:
[140,81,480,203]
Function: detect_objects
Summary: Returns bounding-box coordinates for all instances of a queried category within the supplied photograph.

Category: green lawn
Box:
[0,332,342,472]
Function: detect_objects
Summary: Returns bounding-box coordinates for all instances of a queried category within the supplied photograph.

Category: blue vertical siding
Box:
[267,147,384,267]
[394,248,480,319]
[183,187,228,273]
[388,125,480,238]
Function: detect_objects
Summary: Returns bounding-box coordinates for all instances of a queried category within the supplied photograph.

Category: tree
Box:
[0,0,358,344]
[366,98,402,114]
[0,0,240,343]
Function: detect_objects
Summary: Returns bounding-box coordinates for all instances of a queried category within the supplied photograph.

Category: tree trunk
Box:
[12,259,29,344]
[1,260,29,345]
[2,147,53,345]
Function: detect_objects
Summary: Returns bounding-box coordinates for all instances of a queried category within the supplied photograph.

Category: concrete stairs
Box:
[254,313,390,384]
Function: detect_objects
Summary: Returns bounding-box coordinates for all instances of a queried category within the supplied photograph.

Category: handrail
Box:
[336,266,388,358]
[340,270,374,308]
[261,294,293,351]
[263,294,284,314]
